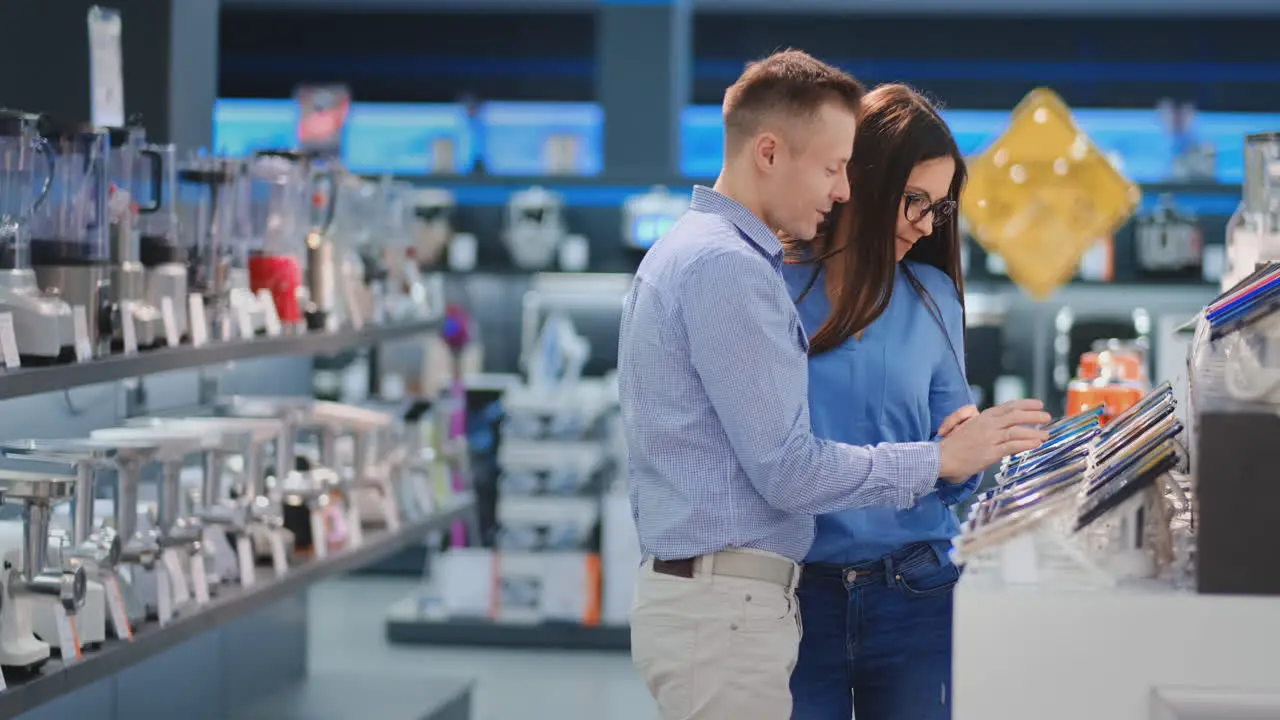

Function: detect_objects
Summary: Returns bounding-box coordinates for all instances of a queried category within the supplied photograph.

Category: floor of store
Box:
[309,576,653,720]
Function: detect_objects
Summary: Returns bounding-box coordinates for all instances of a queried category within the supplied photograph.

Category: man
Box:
[618,50,1050,719]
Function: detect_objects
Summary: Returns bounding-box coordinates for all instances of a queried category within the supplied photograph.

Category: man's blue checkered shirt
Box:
[618,186,942,562]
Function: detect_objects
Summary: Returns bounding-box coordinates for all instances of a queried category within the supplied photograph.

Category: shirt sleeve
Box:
[679,250,941,513]
[929,287,981,506]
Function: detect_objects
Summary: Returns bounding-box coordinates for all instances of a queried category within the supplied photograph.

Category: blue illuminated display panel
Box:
[478,101,604,177]
[212,99,297,157]
[343,102,475,175]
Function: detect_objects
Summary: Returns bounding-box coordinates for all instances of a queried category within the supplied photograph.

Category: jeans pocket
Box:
[894,562,961,598]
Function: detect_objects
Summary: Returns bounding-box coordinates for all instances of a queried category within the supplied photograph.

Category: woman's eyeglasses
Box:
[904,192,957,227]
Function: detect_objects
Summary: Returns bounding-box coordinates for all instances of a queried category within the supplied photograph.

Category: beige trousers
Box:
[630,551,801,720]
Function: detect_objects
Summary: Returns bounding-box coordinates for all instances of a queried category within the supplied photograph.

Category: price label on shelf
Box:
[160,296,180,348]
[156,569,173,626]
[188,294,208,347]
[0,313,20,369]
[191,553,211,605]
[72,306,92,362]
[106,575,133,641]
[270,530,289,578]
[310,512,328,560]
[121,301,139,354]
[161,548,191,604]
[236,535,257,588]
[234,294,255,340]
[257,289,283,336]
[54,605,82,663]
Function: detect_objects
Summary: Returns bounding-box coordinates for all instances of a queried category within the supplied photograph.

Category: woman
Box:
[782,84,977,720]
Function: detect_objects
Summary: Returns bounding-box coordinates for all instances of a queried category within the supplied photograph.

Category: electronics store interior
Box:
[0,1,1277,719]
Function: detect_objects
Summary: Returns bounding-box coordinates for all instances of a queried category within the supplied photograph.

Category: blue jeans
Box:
[790,543,958,720]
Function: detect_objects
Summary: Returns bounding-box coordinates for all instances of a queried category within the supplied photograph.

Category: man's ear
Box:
[753,132,780,173]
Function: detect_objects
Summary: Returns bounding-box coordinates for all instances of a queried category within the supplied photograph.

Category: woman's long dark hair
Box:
[784,84,967,356]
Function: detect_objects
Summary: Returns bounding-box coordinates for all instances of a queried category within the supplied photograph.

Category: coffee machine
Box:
[105,125,164,349]
[31,122,113,358]
[0,110,75,364]
[1224,132,1280,291]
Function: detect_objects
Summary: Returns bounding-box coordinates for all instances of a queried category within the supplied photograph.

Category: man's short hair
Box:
[722,49,865,149]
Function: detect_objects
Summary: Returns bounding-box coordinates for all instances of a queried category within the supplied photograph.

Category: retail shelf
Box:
[0,493,475,719]
[232,672,473,720]
[0,318,441,402]
[385,606,630,651]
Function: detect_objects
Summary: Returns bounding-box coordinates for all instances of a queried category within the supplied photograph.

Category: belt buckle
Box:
[844,568,870,583]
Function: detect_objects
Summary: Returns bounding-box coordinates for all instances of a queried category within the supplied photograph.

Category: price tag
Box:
[382,495,401,531]
[160,296,179,348]
[346,502,364,548]
[236,534,256,588]
[0,313,20,369]
[270,531,289,578]
[161,548,191,604]
[54,606,82,663]
[187,294,208,347]
[310,511,328,560]
[156,568,173,626]
[234,294,255,340]
[105,575,133,641]
[72,305,92,361]
[87,7,124,128]
[190,552,211,604]
[121,301,139,354]
[340,272,364,330]
[257,289,283,336]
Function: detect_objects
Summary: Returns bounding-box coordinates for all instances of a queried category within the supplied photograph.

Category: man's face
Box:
[759,102,856,240]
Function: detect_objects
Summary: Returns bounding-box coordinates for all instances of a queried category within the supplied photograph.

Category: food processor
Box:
[138,142,187,343]
[105,124,164,350]
[31,122,113,358]
[178,155,243,342]
[0,109,74,364]
[244,150,335,334]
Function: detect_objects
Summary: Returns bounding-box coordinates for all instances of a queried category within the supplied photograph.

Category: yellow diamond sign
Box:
[961,88,1143,300]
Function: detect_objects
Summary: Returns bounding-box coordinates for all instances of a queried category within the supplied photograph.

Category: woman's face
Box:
[894,155,956,262]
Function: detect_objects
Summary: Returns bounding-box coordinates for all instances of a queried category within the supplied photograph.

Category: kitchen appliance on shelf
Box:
[1224,132,1280,291]
[504,186,568,270]
[0,470,87,673]
[31,121,113,358]
[411,187,456,269]
[105,124,165,349]
[0,109,74,364]
[242,150,336,333]
[179,155,244,342]
[89,427,211,622]
[138,142,187,343]
[381,178,434,320]
[326,169,379,328]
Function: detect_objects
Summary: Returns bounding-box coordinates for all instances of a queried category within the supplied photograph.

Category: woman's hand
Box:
[937,404,979,438]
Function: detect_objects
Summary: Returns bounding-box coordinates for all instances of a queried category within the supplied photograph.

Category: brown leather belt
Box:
[651,551,798,587]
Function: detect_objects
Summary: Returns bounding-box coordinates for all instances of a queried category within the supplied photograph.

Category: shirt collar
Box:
[690,185,783,261]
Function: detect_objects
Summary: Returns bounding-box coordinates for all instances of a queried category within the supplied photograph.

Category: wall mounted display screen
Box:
[681,104,1280,185]
[478,101,603,177]
[342,102,476,175]
[212,99,297,157]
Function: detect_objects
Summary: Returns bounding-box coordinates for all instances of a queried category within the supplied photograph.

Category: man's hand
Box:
[938,399,1051,482]
[937,404,979,438]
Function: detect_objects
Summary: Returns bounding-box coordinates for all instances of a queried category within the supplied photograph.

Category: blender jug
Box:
[328,170,379,327]
[179,155,245,342]
[0,110,73,363]
[245,150,335,332]
[31,122,111,357]
[106,125,165,349]
[138,143,188,343]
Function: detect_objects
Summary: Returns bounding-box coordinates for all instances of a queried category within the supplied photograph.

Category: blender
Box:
[0,109,74,364]
[327,170,380,328]
[245,150,336,334]
[105,125,164,350]
[379,177,429,320]
[31,121,113,358]
[179,155,244,342]
[138,143,187,343]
